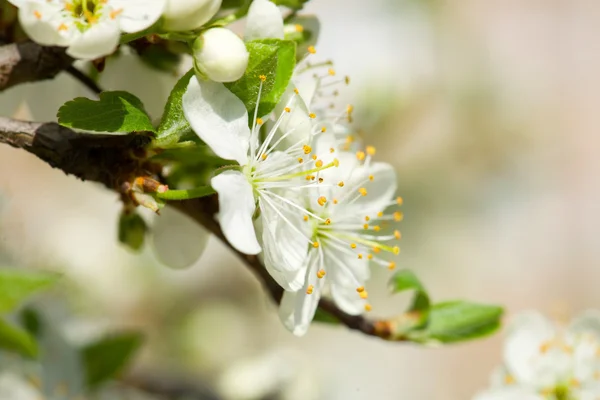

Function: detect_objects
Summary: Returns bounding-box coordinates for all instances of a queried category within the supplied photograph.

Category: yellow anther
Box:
[315,160,324,168]
[321,126,327,133]
[346,135,355,143]
[298,157,304,163]
[570,378,581,387]
[359,290,368,299]
[34,10,42,19]
[261,154,268,160]
[284,107,291,113]
[345,76,351,85]
[333,198,339,204]
[317,269,326,279]
[311,176,316,181]
[377,211,384,217]
[305,175,312,181]
[504,375,515,385]
[363,224,369,230]
[347,104,354,114]
[358,188,368,196]
[309,113,316,119]
[328,68,336,76]
[312,154,318,160]
[256,117,263,125]
[356,151,366,161]
[367,254,373,260]
[317,196,327,206]
[365,216,370,222]
[303,215,309,222]
[350,243,357,249]
[329,147,335,153]
[295,24,304,32]
[369,175,374,181]
[303,145,312,154]
[539,342,552,354]
[373,246,381,253]
[394,230,401,239]
[318,177,324,183]
[308,45,316,54]
[397,197,404,205]
[394,211,404,221]
[325,218,331,225]
[259,75,267,82]
[294,87,299,94]
[388,261,396,270]
[338,181,345,187]
[393,246,400,255]
[110,8,123,19]
[366,145,376,156]
[333,158,339,167]
[356,286,365,293]
[58,23,68,31]
[373,225,381,232]
[306,285,314,295]
[358,254,363,259]
[312,241,319,248]
[364,304,372,312]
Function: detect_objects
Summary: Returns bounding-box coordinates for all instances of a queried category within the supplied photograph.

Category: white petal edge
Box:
[18,2,70,47]
[66,21,120,60]
[244,0,284,41]
[183,76,250,165]
[111,0,166,33]
[211,171,261,255]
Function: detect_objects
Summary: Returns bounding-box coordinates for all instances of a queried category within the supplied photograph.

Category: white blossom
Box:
[182,74,329,256]
[474,311,600,400]
[8,0,166,60]
[162,0,222,31]
[192,28,249,83]
[244,0,284,41]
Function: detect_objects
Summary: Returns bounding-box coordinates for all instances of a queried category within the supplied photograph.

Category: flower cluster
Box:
[474,311,600,400]
[181,2,403,335]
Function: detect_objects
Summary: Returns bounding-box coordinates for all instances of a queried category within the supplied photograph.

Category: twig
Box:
[0,41,72,91]
[0,115,396,340]
[65,65,102,96]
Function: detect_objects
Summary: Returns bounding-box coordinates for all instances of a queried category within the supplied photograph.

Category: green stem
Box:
[156,186,216,200]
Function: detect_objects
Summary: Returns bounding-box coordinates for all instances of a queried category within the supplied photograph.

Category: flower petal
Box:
[110,0,166,33]
[66,21,120,60]
[278,252,322,336]
[272,82,313,148]
[183,76,250,165]
[18,2,71,47]
[244,0,284,41]
[151,206,209,269]
[330,284,365,316]
[344,161,397,216]
[211,171,261,255]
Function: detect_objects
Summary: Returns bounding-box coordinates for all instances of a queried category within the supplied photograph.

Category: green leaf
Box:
[58,91,155,133]
[389,269,430,317]
[408,301,504,344]
[154,69,196,146]
[273,0,310,10]
[0,269,59,314]
[118,212,147,252]
[225,39,296,118]
[82,332,144,388]
[0,318,37,358]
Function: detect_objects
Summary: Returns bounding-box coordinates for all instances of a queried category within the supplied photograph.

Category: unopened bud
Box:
[162,0,223,31]
[193,28,249,83]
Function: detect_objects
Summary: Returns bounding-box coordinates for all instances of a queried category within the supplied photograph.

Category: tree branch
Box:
[0,116,395,340]
[0,41,72,91]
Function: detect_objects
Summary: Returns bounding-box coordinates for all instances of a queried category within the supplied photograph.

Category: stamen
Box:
[308,46,316,54]
[298,158,304,163]
[312,241,319,248]
[303,145,312,154]
[58,23,68,31]
[366,145,376,156]
[295,24,304,32]
[34,10,42,19]
[259,75,267,82]
[322,127,328,133]
[325,218,331,225]
[303,215,309,222]
[110,8,123,19]
[312,154,318,160]
[350,243,357,249]
[369,175,374,181]
[388,261,396,270]
[317,269,326,278]
[373,225,381,232]
[328,68,336,76]
[338,181,345,187]
[294,88,299,94]
[363,224,369,229]
[330,147,335,153]
[285,107,291,113]
[356,151,366,161]
[315,160,323,168]
[394,230,401,239]
[397,197,404,205]
[367,254,373,260]
[306,285,314,295]
[256,117,263,125]
[309,113,316,119]
[364,304,372,312]
[261,154,268,160]
[365,216,370,222]
[356,286,365,292]
[394,211,404,221]
[358,188,368,196]
[317,196,327,206]
[359,290,368,299]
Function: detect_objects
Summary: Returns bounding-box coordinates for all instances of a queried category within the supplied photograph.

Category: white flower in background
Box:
[162,0,222,32]
[182,75,332,256]
[192,28,249,83]
[244,0,284,41]
[271,134,402,336]
[474,310,600,400]
[8,0,165,60]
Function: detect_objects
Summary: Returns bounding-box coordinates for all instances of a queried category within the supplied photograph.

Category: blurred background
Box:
[2,0,600,399]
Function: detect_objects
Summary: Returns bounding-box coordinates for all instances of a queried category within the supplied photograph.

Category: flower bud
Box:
[193,28,249,83]
[162,0,223,31]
